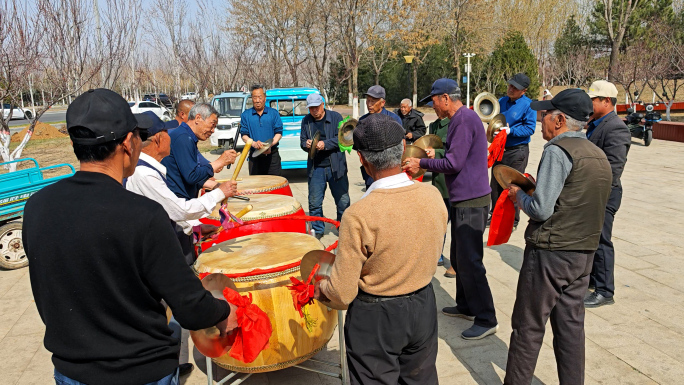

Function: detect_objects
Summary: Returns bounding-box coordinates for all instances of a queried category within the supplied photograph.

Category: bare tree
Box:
[596,0,643,81]
[149,0,187,99]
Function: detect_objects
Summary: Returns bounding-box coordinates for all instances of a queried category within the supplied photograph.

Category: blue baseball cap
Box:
[420,78,460,103]
[141,111,168,137]
[306,93,324,108]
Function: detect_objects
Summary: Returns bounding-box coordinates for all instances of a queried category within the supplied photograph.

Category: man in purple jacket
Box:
[403,78,498,340]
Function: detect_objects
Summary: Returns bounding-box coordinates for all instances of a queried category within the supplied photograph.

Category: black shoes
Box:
[179,363,194,377]
[584,291,615,308]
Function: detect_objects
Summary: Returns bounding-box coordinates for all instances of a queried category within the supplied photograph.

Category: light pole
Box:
[403,55,415,105]
[463,53,476,108]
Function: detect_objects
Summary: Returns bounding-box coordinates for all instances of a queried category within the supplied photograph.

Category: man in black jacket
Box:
[395,98,426,144]
[584,80,631,308]
[300,93,350,239]
[23,89,237,385]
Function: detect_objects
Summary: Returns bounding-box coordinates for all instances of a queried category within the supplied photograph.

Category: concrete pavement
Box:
[1,122,683,384]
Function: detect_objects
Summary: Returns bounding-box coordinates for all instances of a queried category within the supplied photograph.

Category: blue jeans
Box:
[308,166,350,235]
[55,368,179,385]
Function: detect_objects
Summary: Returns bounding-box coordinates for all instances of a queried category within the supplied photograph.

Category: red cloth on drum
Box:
[287,264,320,317]
[488,131,507,168]
[487,188,515,246]
[222,288,272,363]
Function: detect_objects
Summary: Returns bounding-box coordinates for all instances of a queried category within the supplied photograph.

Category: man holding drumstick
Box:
[315,114,448,384]
[240,84,284,175]
[23,89,237,385]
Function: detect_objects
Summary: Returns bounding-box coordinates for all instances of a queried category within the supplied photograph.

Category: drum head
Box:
[215,175,289,194]
[195,232,324,275]
[210,194,302,221]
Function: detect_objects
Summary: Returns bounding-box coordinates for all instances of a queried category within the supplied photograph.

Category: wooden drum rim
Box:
[216,175,289,194]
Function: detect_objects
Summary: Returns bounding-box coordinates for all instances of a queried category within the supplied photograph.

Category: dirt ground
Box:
[11,122,67,143]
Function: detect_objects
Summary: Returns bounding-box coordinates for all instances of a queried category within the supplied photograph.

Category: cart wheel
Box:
[0,222,27,270]
[644,130,653,146]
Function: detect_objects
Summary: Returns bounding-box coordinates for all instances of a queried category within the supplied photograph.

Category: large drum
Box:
[193,232,338,373]
[199,194,306,251]
[218,175,292,196]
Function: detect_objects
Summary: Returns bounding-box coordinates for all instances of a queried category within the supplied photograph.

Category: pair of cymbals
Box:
[486,114,507,143]
[402,145,428,178]
[252,139,273,157]
[338,118,357,148]
[413,134,443,151]
[309,131,321,159]
[492,165,536,195]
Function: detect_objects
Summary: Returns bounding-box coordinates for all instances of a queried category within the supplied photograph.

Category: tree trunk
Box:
[352,65,359,119]
[608,41,620,81]
[413,62,418,107]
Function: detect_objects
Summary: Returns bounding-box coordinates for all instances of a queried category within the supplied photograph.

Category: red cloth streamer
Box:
[487,188,515,246]
[222,287,272,363]
[488,131,507,168]
[287,263,320,317]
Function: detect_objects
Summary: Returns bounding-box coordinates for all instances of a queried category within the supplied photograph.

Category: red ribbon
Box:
[287,263,320,317]
[487,188,515,246]
[222,287,272,363]
[488,131,507,168]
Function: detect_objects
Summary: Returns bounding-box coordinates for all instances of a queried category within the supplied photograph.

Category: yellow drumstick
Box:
[234,204,253,219]
[231,139,252,181]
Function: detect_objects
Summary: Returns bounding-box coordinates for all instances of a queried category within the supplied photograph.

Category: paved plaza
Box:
[1,120,683,384]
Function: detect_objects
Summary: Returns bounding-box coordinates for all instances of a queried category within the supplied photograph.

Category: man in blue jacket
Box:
[358,85,402,189]
[240,84,284,175]
[300,93,350,239]
[490,73,537,227]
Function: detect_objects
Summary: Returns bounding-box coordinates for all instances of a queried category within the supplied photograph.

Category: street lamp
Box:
[404,55,415,106]
[463,53,476,108]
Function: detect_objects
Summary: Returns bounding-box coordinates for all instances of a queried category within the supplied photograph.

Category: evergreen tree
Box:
[488,31,540,99]
[554,15,588,57]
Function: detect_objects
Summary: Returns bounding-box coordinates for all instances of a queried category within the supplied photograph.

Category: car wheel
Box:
[0,222,28,270]
[24,111,33,120]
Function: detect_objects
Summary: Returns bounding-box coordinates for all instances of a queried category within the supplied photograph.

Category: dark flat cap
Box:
[530,88,593,122]
[508,73,530,90]
[353,113,404,152]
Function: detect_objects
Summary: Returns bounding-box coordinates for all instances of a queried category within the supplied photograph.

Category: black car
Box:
[158,93,173,108]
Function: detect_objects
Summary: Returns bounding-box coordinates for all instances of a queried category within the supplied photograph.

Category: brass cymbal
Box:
[300,250,348,310]
[309,131,321,159]
[401,145,428,178]
[492,165,535,195]
[189,273,239,358]
[486,114,507,143]
[413,134,443,150]
[252,139,273,157]
[338,118,357,147]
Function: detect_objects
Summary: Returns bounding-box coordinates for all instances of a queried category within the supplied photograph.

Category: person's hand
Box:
[216,302,239,337]
[425,147,435,159]
[401,157,422,176]
[200,224,219,236]
[204,179,219,190]
[495,124,511,136]
[217,180,238,198]
[313,280,330,302]
[220,149,237,165]
[264,147,272,155]
[316,141,325,150]
[253,140,263,149]
[508,184,521,201]
[306,139,312,149]
[406,132,413,139]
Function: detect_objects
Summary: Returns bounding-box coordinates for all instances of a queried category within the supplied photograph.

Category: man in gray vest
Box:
[503,89,612,385]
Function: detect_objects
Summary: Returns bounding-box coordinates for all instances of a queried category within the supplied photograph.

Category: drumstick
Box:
[231,139,252,181]
[234,204,253,219]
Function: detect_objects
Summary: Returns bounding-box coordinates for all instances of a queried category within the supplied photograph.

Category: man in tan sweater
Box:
[315,114,448,385]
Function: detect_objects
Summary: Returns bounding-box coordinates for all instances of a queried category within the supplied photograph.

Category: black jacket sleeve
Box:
[141,206,229,330]
[408,115,427,139]
[300,115,311,152]
[600,115,631,188]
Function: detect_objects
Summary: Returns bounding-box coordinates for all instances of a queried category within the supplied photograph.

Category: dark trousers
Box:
[176,229,196,266]
[360,166,374,189]
[504,245,594,385]
[307,166,350,234]
[450,205,497,328]
[248,149,282,176]
[590,186,622,298]
[345,284,438,385]
[490,144,530,223]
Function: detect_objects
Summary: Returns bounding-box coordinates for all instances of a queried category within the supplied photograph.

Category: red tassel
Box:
[488,131,507,168]
[487,188,516,246]
[287,264,320,317]
[222,288,272,363]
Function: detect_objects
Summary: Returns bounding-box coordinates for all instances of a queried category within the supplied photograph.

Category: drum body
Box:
[221,175,293,196]
[194,232,338,373]
[200,195,306,251]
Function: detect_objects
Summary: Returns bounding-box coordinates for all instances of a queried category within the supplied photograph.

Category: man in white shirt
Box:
[126,111,238,266]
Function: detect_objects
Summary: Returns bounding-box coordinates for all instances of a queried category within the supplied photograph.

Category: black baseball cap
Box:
[364,85,386,99]
[420,78,460,103]
[67,88,155,145]
[530,88,593,122]
[353,114,405,152]
[508,73,530,90]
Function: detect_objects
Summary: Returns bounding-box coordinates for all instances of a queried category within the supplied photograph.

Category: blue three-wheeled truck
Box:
[0,158,75,270]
